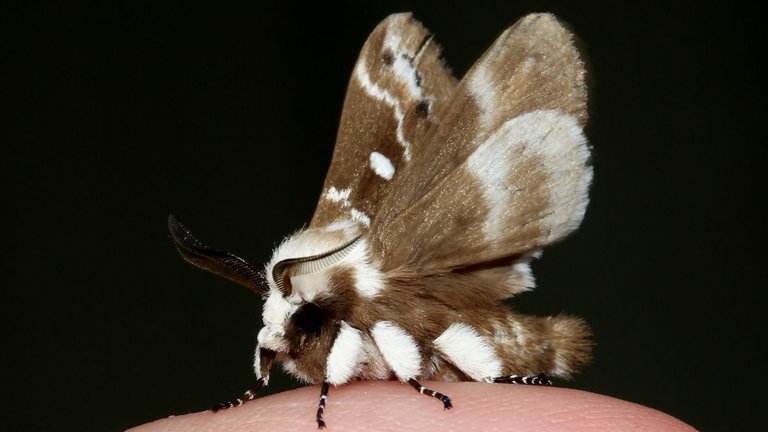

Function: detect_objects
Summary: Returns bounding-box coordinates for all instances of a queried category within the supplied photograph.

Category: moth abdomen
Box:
[487,312,592,379]
[365,275,591,383]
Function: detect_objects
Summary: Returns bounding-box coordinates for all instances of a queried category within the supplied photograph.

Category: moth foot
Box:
[441,394,453,410]
[408,378,453,410]
[211,398,242,412]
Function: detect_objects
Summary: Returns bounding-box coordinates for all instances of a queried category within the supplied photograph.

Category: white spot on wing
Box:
[434,322,502,381]
[371,321,421,380]
[326,322,364,385]
[324,186,351,208]
[369,151,395,180]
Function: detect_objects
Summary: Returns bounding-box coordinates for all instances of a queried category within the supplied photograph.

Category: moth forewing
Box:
[311,13,456,229]
[169,12,593,429]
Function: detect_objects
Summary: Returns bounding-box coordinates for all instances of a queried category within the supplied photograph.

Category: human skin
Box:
[128,381,696,431]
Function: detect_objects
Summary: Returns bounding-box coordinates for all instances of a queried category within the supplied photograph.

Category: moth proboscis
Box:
[169,12,593,429]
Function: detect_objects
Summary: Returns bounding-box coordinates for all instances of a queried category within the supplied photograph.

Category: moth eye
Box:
[293,303,325,334]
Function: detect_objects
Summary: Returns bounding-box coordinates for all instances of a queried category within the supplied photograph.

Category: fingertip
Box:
[128,382,695,432]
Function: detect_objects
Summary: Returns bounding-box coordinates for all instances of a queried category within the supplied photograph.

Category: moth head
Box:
[258,220,364,354]
[168,215,367,357]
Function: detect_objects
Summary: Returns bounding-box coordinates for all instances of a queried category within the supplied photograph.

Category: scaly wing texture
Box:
[370,14,591,292]
[310,13,457,228]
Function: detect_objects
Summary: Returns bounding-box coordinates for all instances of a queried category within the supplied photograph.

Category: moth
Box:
[169,12,593,429]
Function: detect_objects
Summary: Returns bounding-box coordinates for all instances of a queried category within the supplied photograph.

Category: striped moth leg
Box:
[211,348,275,412]
[405,375,549,414]
[211,378,265,412]
[492,374,553,385]
[316,382,330,429]
[408,378,453,409]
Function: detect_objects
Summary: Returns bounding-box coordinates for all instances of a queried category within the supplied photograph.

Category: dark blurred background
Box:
[3,1,765,430]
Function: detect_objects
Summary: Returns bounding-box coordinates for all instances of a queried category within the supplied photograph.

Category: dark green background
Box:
[3,1,765,431]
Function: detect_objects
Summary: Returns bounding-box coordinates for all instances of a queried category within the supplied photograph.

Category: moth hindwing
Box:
[169,12,593,429]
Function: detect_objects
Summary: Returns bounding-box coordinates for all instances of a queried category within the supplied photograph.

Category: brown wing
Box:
[369,14,591,289]
[310,13,457,228]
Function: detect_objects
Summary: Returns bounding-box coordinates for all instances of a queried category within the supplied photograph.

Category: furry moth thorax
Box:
[169,12,593,428]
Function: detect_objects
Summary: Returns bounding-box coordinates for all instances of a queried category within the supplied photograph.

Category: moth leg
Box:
[212,347,275,412]
[211,377,266,412]
[316,382,330,429]
[492,374,552,385]
[407,378,453,409]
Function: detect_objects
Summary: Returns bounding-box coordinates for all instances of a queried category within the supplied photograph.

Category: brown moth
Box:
[169,12,592,429]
